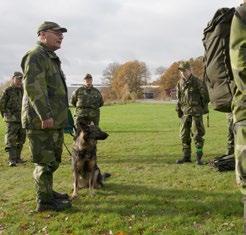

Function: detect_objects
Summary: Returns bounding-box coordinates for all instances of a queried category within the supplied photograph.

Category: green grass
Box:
[0,103,243,234]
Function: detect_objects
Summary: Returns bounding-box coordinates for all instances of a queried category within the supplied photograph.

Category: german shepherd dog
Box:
[71,121,109,199]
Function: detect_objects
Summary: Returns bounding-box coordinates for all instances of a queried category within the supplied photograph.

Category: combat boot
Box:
[176,156,192,164]
[52,190,69,200]
[196,148,203,165]
[16,147,26,164]
[8,149,17,167]
[36,198,72,212]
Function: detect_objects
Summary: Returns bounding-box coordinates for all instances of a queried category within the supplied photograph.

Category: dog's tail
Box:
[102,172,111,180]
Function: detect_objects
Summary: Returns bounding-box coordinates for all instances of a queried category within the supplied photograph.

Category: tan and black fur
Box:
[71,122,109,199]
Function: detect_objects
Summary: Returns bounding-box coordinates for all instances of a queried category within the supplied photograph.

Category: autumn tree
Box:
[111,60,150,100]
[102,62,120,85]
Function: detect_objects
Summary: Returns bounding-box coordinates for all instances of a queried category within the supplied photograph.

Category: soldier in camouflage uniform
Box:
[70,73,104,127]
[21,21,71,212]
[230,1,246,195]
[0,72,26,166]
[175,62,209,165]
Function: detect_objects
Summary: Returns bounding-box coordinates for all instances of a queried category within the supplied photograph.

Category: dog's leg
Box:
[71,169,79,199]
[71,159,84,199]
[88,159,97,195]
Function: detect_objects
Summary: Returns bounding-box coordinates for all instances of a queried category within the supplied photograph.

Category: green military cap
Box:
[178,61,191,71]
[84,73,93,80]
[37,21,67,35]
[13,71,23,79]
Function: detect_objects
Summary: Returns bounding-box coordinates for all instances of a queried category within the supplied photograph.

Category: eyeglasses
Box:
[46,30,63,36]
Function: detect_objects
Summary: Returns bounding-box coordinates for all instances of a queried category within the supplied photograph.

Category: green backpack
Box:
[202,7,235,113]
[64,109,75,135]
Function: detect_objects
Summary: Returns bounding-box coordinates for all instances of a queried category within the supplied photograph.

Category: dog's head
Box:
[75,121,109,142]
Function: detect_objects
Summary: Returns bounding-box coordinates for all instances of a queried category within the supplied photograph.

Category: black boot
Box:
[196,150,203,165]
[16,146,26,164]
[52,191,69,200]
[176,156,192,164]
[36,198,72,212]
[8,149,17,167]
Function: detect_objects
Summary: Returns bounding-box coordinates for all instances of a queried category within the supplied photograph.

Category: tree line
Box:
[0,56,204,101]
[101,56,204,101]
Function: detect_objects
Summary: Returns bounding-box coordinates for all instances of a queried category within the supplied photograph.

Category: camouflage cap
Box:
[13,71,23,79]
[84,73,93,80]
[37,21,67,34]
[178,61,191,71]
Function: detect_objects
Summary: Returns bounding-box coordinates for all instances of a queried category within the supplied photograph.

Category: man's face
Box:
[40,30,64,51]
[179,69,191,80]
[84,78,93,88]
[12,77,22,88]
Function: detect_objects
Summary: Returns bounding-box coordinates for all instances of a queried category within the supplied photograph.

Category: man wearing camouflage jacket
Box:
[0,72,26,166]
[176,62,209,165]
[70,73,104,127]
[21,21,71,212]
[230,1,246,195]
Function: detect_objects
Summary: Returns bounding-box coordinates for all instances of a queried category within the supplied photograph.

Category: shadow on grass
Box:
[100,154,192,165]
[70,183,242,219]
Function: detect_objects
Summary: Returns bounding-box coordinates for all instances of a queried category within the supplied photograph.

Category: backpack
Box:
[64,109,75,135]
[209,154,235,172]
[202,8,235,113]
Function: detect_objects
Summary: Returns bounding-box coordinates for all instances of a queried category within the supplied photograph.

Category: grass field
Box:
[0,103,243,234]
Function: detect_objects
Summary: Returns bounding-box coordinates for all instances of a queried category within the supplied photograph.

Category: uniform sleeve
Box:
[230,14,246,96]
[98,90,104,107]
[70,89,78,107]
[0,90,7,116]
[199,80,210,105]
[22,53,53,121]
[175,83,181,113]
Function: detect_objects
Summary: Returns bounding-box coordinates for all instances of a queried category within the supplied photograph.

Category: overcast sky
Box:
[0,0,240,84]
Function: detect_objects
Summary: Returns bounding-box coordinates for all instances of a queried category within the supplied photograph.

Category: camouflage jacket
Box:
[21,41,68,129]
[70,86,103,113]
[176,75,209,116]
[230,4,246,123]
[0,85,23,122]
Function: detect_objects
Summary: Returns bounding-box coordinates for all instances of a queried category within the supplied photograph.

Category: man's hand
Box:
[41,118,54,129]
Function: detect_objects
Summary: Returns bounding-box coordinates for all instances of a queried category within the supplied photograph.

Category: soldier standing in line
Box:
[175,62,209,165]
[70,73,104,127]
[0,72,26,166]
[230,0,246,197]
[21,21,71,212]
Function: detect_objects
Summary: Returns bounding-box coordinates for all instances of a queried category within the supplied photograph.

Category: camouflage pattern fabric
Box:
[27,129,63,202]
[226,113,234,155]
[180,115,205,158]
[230,3,246,195]
[70,86,103,126]
[21,41,68,202]
[21,41,68,129]
[0,85,26,161]
[0,85,23,122]
[5,122,26,152]
[176,75,209,116]
[176,74,207,158]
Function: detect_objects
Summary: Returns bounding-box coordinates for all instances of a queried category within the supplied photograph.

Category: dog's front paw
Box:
[70,193,78,200]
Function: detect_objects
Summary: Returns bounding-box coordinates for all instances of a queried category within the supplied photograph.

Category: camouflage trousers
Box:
[26,129,64,202]
[234,123,246,195]
[180,115,205,157]
[226,113,234,155]
[75,108,100,127]
[5,122,26,161]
